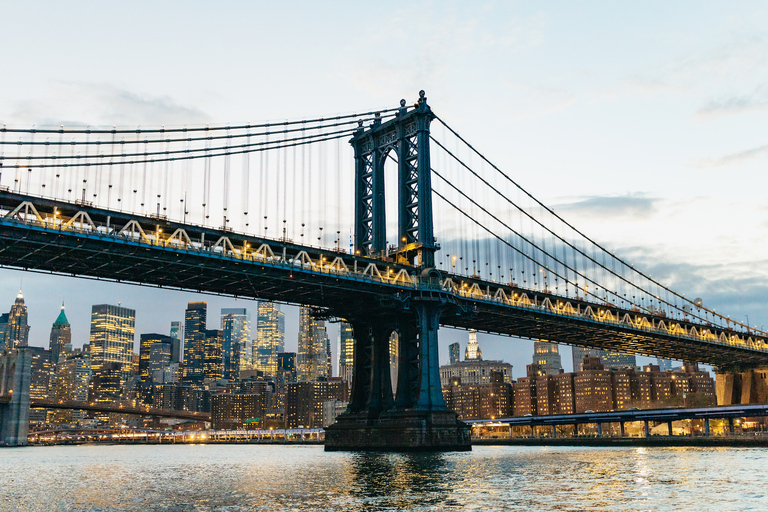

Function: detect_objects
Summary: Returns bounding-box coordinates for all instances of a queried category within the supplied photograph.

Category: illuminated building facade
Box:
[28,346,53,423]
[89,304,135,386]
[49,303,71,363]
[297,306,329,382]
[532,340,562,375]
[443,371,512,420]
[211,393,266,430]
[439,359,513,387]
[285,380,349,428]
[254,301,284,377]
[464,329,482,360]
[52,351,91,424]
[169,321,183,363]
[600,351,637,370]
[183,302,207,386]
[203,329,224,381]
[4,291,30,349]
[222,308,252,379]
[338,322,354,384]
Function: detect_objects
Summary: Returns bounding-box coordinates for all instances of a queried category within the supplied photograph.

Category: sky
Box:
[1,1,767,377]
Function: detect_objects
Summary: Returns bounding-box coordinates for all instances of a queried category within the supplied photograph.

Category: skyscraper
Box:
[222,308,251,380]
[139,334,174,384]
[5,290,30,349]
[338,322,354,384]
[254,301,284,377]
[183,302,207,386]
[465,329,482,360]
[657,358,674,371]
[89,304,135,386]
[49,302,72,363]
[297,306,329,382]
[169,321,183,363]
[52,352,91,424]
[532,340,563,375]
[203,329,224,381]
[572,346,605,372]
[448,342,461,365]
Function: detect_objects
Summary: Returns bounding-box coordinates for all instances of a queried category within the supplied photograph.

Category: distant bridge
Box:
[29,398,210,422]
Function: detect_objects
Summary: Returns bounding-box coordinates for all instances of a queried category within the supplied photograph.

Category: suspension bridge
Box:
[0,91,765,450]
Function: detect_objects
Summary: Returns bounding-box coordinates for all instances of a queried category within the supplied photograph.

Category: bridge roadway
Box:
[1,190,767,370]
[28,398,210,421]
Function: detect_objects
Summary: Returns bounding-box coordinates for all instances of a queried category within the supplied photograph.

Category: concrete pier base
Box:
[325,410,471,452]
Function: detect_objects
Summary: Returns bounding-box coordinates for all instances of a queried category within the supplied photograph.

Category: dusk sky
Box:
[1,1,767,376]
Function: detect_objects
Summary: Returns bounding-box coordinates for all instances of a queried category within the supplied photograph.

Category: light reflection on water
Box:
[1,444,766,511]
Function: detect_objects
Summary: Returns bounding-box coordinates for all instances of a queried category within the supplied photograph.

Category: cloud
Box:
[8,82,211,128]
[697,84,768,117]
[551,194,660,219]
[690,143,768,168]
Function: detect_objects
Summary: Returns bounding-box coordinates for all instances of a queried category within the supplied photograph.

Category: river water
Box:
[1,444,765,511]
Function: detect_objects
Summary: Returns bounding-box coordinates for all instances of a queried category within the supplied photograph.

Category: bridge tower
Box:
[326,92,470,451]
[0,349,32,446]
[352,90,438,267]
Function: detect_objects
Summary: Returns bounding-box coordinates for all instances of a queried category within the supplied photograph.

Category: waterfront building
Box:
[253,301,284,378]
[222,308,251,380]
[285,379,349,428]
[153,382,211,412]
[465,329,482,360]
[574,357,613,413]
[512,364,543,416]
[169,321,183,363]
[203,329,224,381]
[89,304,135,387]
[211,393,266,430]
[183,302,207,386]
[532,340,562,375]
[448,342,461,365]
[338,322,354,384]
[49,303,72,363]
[4,290,30,349]
[443,371,512,420]
[297,306,329,382]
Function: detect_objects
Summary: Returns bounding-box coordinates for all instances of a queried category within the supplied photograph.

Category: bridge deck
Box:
[1,191,766,370]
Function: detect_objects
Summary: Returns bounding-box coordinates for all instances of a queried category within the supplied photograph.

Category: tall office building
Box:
[222,308,251,380]
[28,347,53,423]
[465,329,482,360]
[297,306,329,381]
[4,290,30,349]
[203,329,224,381]
[0,313,8,349]
[338,322,355,384]
[89,304,135,386]
[139,333,174,384]
[532,340,563,375]
[600,351,637,370]
[254,301,285,377]
[449,342,461,365]
[52,352,91,424]
[169,321,183,363]
[572,347,605,372]
[49,302,72,363]
[183,302,207,386]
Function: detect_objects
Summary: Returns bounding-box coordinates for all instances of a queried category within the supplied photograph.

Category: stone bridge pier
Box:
[325,293,471,451]
[717,369,768,405]
[0,349,32,446]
